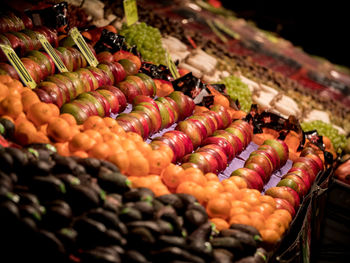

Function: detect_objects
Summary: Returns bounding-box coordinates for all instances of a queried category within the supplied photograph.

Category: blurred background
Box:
[221,0,349,68]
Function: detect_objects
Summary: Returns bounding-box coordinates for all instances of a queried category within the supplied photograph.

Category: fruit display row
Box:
[0,11,33,33]
[1,47,88,83]
[180,119,252,173]
[0,26,58,60]
[117,91,193,139]
[61,85,127,124]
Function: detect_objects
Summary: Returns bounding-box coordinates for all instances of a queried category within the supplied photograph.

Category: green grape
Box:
[217,76,252,112]
[120,23,166,65]
[301,120,347,151]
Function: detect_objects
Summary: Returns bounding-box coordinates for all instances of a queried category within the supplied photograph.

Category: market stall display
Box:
[1,0,349,262]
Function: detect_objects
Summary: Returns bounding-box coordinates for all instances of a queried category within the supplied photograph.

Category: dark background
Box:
[221,0,349,68]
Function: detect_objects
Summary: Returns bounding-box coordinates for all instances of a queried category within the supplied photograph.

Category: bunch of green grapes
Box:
[217,76,252,112]
[301,120,347,152]
[120,22,166,65]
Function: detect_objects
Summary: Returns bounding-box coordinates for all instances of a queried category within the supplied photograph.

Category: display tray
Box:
[312,179,350,263]
[269,167,333,263]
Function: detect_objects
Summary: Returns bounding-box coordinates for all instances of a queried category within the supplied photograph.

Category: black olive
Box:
[67,184,99,214]
[86,208,121,231]
[184,209,208,232]
[151,246,205,263]
[0,151,14,173]
[77,157,101,176]
[156,194,184,212]
[5,147,28,169]
[123,187,154,203]
[30,175,66,201]
[56,227,78,253]
[119,206,143,222]
[98,171,131,194]
[123,249,151,263]
[213,248,235,263]
[100,159,120,172]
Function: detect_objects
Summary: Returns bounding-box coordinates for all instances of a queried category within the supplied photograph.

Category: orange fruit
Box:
[14,120,37,145]
[230,206,249,217]
[14,112,27,126]
[161,163,184,189]
[241,193,261,207]
[38,123,48,134]
[264,217,286,236]
[147,150,171,175]
[108,151,130,173]
[210,218,229,231]
[103,117,118,128]
[182,168,207,186]
[145,174,162,184]
[21,89,40,112]
[205,173,220,182]
[106,140,122,154]
[218,192,235,201]
[206,197,231,219]
[0,82,10,101]
[206,181,225,191]
[269,209,292,229]
[203,185,221,203]
[221,179,239,193]
[102,132,121,143]
[229,214,252,225]
[72,150,89,158]
[125,132,143,143]
[110,124,126,135]
[272,209,292,224]
[214,94,230,108]
[48,103,60,118]
[259,195,277,208]
[228,176,248,189]
[47,117,72,142]
[157,144,174,163]
[54,142,70,156]
[248,211,266,223]
[83,116,105,130]
[27,102,53,127]
[8,86,22,98]
[69,132,95,152]
[59,113,77,126]
[95,127,110,135]
[0,95,23,119]
[6,79,23,90]
[231,200,251,211]
[33,131,50,144]
[251,203,275,219]
[0,75,13,84]
[88,142,110,159]
[176,181,205,203]
[83,129,103,144]
[135,141,153,157]
[240,188,261,198]
[151,182,171,196]
[127,150,150,177]
[120,139,137,152]
[248,211,266,231]
[129,176,151,188]
[260,229,281,244]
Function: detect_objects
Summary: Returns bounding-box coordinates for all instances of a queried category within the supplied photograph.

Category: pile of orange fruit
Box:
[139,164,292,244]
[1,75,293,244]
